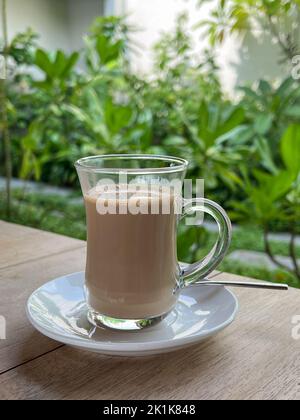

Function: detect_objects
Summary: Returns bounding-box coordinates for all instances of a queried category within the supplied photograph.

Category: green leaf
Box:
[217,125,254,145]
[33,157,42,181]
[35,49,53,78]
[104,101,133,134]
[281,124,300,175]
[22,135,36,150]
[96,36,122,64]
[253,170,294,203]
[255,137,277,174]
[284,106,300,119]
[198,101,209,131]
[177,225,208,263]
[239,86,261,102]
[267,171,295,201]
[230,4,250,32]
[276,77,295,98]
[163,136,186,146]
[20,150,32,180]
[61,52,79,78]
[258,80,272,95]
[63,104,91,124]
[217,107,245,137]
[219,167,243,189]
[254,114,273,135]
[54,50,67,77]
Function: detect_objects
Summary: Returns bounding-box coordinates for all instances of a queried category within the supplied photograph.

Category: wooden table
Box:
[0,220,299,400]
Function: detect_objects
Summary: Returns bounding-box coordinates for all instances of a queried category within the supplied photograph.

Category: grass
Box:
[1,189,299,288]
[219,260,299,289]
[0,189,87,240]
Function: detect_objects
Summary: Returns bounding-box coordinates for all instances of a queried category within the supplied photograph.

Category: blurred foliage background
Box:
[1,0,300,286]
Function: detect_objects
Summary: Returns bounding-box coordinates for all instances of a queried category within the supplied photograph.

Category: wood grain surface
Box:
[0,221,84,269]
[0,221,299,400]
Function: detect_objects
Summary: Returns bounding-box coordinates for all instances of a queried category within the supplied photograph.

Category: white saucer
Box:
[26,272,239,357]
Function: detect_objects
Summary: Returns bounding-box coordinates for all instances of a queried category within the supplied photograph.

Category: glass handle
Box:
[179,198,232,286]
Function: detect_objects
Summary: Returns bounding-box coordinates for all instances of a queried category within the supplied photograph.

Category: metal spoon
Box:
[196,279,289,290]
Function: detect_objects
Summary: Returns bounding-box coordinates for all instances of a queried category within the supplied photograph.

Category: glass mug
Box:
[75,155,232,331]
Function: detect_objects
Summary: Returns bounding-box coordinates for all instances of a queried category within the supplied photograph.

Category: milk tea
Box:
[84,186,180,319]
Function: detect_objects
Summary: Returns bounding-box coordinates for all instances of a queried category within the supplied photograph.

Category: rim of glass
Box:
[75,154,188,174]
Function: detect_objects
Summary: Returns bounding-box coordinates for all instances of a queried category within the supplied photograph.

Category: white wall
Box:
[1,0,105,53]
[106,0,126,15]
[123,0,286,95]
[4,0,71,51]
[126,0,198,73]
[67,0,103,51]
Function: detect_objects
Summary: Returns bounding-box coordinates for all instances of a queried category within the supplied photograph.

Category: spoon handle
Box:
[196,280,289,291]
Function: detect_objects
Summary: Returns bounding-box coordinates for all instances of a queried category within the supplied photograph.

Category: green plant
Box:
[0,0,12,218]
[1,13,299,293]
[18,47,84,184]
[145,14,223,145]
[220,259,299,287]
[6,28,38,66]
[231,123,300,281]
[2,15,242,191]
[161,100,248,193]
[236,77,300,172]
[85,15,136,72]
[197,0,300,61]
[4,16,152,186]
